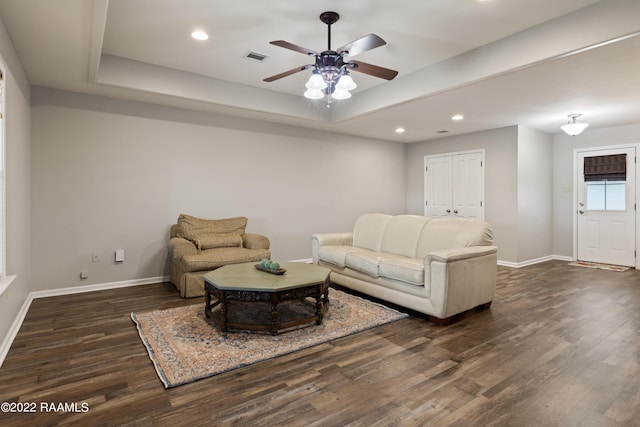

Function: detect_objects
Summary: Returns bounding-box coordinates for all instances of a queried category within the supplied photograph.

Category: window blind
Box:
[583,154,627,182]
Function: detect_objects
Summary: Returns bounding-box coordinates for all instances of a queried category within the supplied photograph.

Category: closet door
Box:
[452,151,484,219]
[424,151,484,219]
[424,155,452,217]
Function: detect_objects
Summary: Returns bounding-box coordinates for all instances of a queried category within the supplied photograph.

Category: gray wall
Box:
[552,122,640,258]
[517,127,553,262]
[407,126,519,263]
[0,18,32,352]
[30,88,407,291]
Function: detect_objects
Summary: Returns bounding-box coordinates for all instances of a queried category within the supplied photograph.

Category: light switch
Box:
[115,249,125,262]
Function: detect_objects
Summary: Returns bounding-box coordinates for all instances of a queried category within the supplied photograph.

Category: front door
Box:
[577,147,636,267]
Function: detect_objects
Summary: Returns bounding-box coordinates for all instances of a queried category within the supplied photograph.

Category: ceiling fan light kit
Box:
[561,113,589,136]
[264,11,398,102]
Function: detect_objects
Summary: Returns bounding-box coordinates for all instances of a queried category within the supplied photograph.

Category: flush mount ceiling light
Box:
[264,11,398,102]
[395,127,405,134]
[561,113,589,136]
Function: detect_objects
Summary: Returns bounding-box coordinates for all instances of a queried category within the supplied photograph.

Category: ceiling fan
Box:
[264,11,398,100]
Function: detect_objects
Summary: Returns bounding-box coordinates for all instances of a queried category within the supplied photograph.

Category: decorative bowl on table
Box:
[255,259,286,275]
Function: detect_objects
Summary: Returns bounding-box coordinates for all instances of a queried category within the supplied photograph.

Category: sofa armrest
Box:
[425,245,498,263]
[311,232,353,263]
[243,233,270,250]
[424,245,498,319]
[168,236,198,260]
[312,232,353,247]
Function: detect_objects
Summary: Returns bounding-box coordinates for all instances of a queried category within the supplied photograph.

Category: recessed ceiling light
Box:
[191,31,209,41]
[451,114,464,121]
[395,127,405,134]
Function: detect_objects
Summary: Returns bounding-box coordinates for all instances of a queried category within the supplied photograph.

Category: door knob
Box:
[446,209,451,213]
[453,210,458,214]
[579,210,585,214]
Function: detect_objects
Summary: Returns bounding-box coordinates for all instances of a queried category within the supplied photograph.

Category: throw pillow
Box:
[193,233,243,250]
[176,214,248,241]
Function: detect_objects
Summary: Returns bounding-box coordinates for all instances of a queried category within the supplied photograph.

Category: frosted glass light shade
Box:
[335,74,357,91]
[331,88,351,100]
[561,122,589,136]
[304,88,324,99]
[305,73,327,90]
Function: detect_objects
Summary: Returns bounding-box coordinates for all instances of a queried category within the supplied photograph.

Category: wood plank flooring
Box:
[1,260,640,426]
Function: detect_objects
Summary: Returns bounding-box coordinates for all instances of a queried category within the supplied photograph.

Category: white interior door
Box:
[452,152,484,219]
[425,151,484,219]
[577,147,636,267]
[424,155,452,217]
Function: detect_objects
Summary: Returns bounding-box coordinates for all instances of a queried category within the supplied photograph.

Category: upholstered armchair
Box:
[168,214,271,298]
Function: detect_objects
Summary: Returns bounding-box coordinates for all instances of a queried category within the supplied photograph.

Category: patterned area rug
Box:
[131,289,408,388]
[568,261,630,272]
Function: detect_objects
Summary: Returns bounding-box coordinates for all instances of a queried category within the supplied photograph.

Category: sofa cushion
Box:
[180,247,269,272]
[319,246,369,268]
[352,213,391,251]
[345,251,386,277]
[177,214,247,241]
[193,233,243,250]
[380,215,430,258]
[379,256,424,286]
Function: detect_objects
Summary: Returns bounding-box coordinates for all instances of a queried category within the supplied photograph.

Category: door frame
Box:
[572,143,640,269]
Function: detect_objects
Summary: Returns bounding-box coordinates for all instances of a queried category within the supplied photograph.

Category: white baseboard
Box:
[30,276,169,299]
[0,275,169,368]
[498,255,574,269]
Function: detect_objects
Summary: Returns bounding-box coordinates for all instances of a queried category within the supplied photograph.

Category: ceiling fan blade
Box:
[349,60,398,81]
[337,34,386,57]
[263,64,314,82]
[270,40,318,57]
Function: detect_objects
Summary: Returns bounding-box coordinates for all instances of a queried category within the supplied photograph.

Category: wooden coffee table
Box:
[203,262,331,335]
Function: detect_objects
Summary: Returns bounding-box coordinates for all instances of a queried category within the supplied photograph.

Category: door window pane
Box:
[586,181,626,211]
[605,181,626,210]
[586,182,605,210]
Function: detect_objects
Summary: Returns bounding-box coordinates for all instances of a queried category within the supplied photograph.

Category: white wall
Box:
[406,126,519,263]
[517,127,553,262]
[0,18,32,355]
[553,122,640,258]
[30,88,407,291]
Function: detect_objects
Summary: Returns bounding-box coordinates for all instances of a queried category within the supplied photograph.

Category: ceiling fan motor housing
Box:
[316,51,346,83]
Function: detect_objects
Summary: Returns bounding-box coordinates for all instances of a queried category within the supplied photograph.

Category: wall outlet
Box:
[92,252,100,262]
[80,271,89,279]
[115,249,125,262]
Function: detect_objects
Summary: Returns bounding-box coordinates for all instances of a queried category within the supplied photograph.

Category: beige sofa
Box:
[168,214,271,298]
[312,213,497,324]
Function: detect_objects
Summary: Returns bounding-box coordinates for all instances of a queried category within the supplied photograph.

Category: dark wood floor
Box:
[1,260,639,426]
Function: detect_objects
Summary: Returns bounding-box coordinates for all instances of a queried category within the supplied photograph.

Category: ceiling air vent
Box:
[243,51,268,62]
